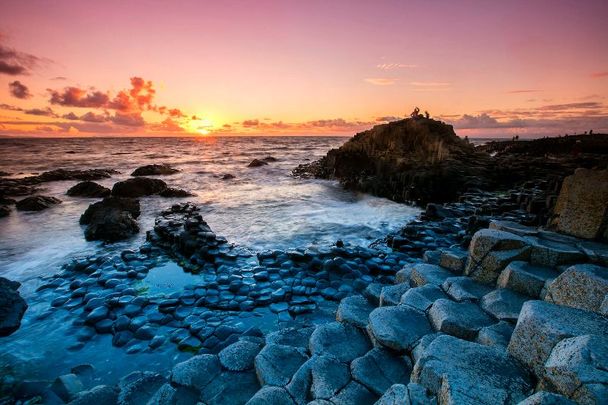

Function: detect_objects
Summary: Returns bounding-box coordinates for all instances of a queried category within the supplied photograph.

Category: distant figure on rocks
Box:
[590,129,594,135]
[411,107,421,119]
[424,110,430,119]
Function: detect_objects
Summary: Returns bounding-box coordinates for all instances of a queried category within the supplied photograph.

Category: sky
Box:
[0,0,607,137]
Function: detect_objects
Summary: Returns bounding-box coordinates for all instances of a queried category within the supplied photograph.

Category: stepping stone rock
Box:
[489,220,539,237]
[367,306,432,353]
[412,335,533,404]
[439,248,468,273]
[545,263,608,313]
[543,334,608,404]
[441,276,492,302]
[336,295,374,328]
[67,181,111,198]
[16,195,61,211]
[310,355,350,399]
[51,374,84,402]
[255,344,308,386]
[399,284,446,312]
[363,283,384,305]
[219,339,262,371]
[117,371,165,405]
[171,354,221,391]
[309,322,371,362]
[68,385,119,405]
[497,261,559,298]
[517,391,576,405]
[148,383,199,405]
[428,299,494,340]
[0,277,28,336]
[480,289,528,322]
[266,327,315,349]
[246,386,295,405]
[375,383,436,405]
[380,283,410,306]
[201,370,260,405]
[476,321,513,348]
[351,348,411,396]
[131,164,179,176]
[409,264,453,287]
[329,381,376,405]
[528,238,586,268]
[507,300,608,378]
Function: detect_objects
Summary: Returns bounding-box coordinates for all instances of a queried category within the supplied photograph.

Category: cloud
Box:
[62,112,79,120]
[149,118,184,132]
[409,81,450,87]
[452,113,501,129]
[24,107,57,117]
[365,78,396,86]
[375,116,401,122]
[507,89,539,94]
[242,119,259,127]
[0,103,23,111]
[110,112,145,127]
[51,76,67,81]
[9,80,32,99]
[49,87,110,108]
[0,41,44,75]
[591,71,608,78]
[537,102,602,111]
[376,63,417,70]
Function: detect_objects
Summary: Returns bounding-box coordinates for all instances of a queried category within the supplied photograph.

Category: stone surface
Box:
[16,195,61,211]
[517,391,576,405]
[480,288,528,322]
[336,295,374,328]
[131,164,179,176]
[219,339,262,371]
[367,305,433,352]
[329,381,376,405]
[309,322,371,362]
[80,197,141,242]
[412,335,533,404]
[380,283,411,306]
[265,327,315,349]
[489,220,539,237]
[67,385,119,405]
[0,277,27,336]
[350,348,411,396]
[170,354,221,391]
[428,299,494,340]
[439,248,468,273]
[441,276,492,302]
[497,261,559,298]
[476,321,514,348]
[375,383,436,405]
[51,374,84,402]
[528,238,585,268]
[543,334,608,404]
[201,370,260,405]
[310,355,350,399]
[507,300,608,378]
[67,181,111,198]
[255,343,308,386]
[117,371,165,405]
[400,284,446,312]
[246,386,295,405]
[111,177,167,197]
[545,263,608,313]
[550,168,608,240]
[409,263,454,287]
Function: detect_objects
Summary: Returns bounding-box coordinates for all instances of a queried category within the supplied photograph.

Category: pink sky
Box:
[0,0,607,137]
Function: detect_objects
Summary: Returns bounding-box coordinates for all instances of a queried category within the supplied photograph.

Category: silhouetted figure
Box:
[464,136,469,143]
[590,129,593,135]
[424,110,430,119]
[410,107,420,119]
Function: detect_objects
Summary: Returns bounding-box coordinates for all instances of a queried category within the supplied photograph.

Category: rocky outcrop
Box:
[549,168,608,241]
[248,159,268,168]
[0,277,27,336]
[15,195,61,211]
[67,181,111,198]
[131,164,179,176]
[111,177,167,197]
[80,197,141,241]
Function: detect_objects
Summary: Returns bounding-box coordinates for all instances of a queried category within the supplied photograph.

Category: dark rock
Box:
[0,205,10,217]
[0,277,27,336]
[111,177,167,197]
[131,164,179,176]
[16,195,61,211]
[80,197,140,242]
[158,187,194,197]
[309,322,372,362]
[221,174,235,180]
[67,181,111,198]
[248,159,268,168]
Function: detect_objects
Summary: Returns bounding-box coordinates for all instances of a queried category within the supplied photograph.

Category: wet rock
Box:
[80,197,140,242]
[219,339,263,371]
[266,327,315,349]
[117,371,165,405]
[158,187,194,197]
[399,284,446,312]
[171,354,221,391]
[221,174,235,180]
[310,355,350,399]
[363,283,384,305]
[309,322,371,362]
[428,299,494,340]
[16,195,61,211]
[489,220,539,237]
[507,300,608,378]
[380,283,410,306]
[147,383,199,405]
[409,263,453,287]
[517,391,576,405]
[480,288,528,322]
[441,276,492,302]
[550,168,608,240]
[375,383,436,405]
[68,385,119,405]
[412,335,533,404]
[201,370,260,405]
[67,181,111,198]
[545,263,608,313]
[497,261,559,298]
[246,386,295,405]
[330,381,376,405]
[131,164,179,176]
[367,305,432,353]
[25,168,118,183]
[255,343,308,386]
[351,348,411,396]
[51,374,84,402]
[248,159,268,168]
[0,205,10,217]
[476,321,513,348]
[336,295,374,328]
[111,177,167,197]
[439,248,467,273]
[528,238,585,268]
[0,277,27,336]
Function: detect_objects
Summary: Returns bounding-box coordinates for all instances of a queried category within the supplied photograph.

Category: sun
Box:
[197,128,210,135]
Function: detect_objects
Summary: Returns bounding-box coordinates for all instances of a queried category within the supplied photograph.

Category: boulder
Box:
[545,263,608,313]
[409,263,453,287]
[528,238,585,268]
[476,321,514,348]
[147,383,199,405]
[412,335,533,404]
[158,187,194,197]
[309,322,371,362]
[517,391,576,405]
[218,339,262,371]
[265,327,315,349]
[350,348,411,396]
[248,159,268,168]
[51,374,84,402]
[111,177,167,197]
[550,168,608,240]
[80,197,140,242]
[117,371,166,405]
[507,300,608,378]
[66,181,111,198]
[68,385,119,405]
[480,289,528,322]
[367,305,433,353]
[428,299,494,340]
[497,261,559,298]
[399,284,446,312]
[543,334,608,404]
[15,195,61,211]
[329,381,376,405]
[375,383,436,405]
[255,344,308,386]
[246,386,295,405]
[336,295,374,328]
[439,248,468,273]
[441,276,492,302]
[0,277,27,336]
[131,164,179,176]
[310,355,350,399]
[380,283,411,306]
[200,370,260,405]
[171,354,221,391]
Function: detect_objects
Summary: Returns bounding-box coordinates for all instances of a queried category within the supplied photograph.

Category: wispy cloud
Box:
[409,81,450,87]
[9,80,32,99]
[376,63,416,70]
[507,89,540,94]
[365,78,396,86]
[591,71,608,78]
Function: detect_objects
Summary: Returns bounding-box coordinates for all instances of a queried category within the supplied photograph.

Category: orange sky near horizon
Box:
[0,0,607,138]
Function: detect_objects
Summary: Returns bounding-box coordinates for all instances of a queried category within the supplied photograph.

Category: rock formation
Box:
[0,277,27,336]
[80,197,141,241]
